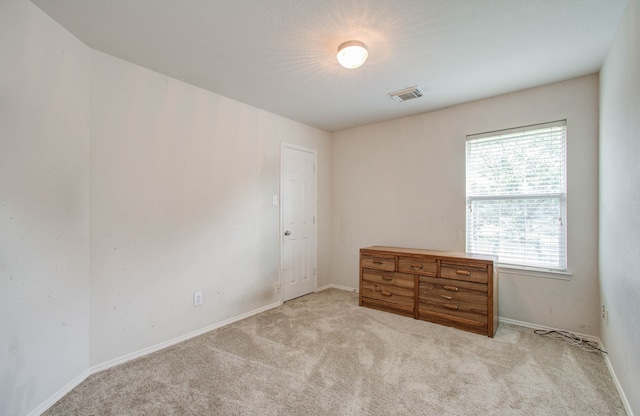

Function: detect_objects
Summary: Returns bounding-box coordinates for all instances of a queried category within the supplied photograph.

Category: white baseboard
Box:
[32,303,632,416]
[90,300,282,375]
[601,343,635,416]
[316,283,358,293]
[499,317,633,416]
[27,369,90,416]
[498,316,600,344]
[28,301,283,415]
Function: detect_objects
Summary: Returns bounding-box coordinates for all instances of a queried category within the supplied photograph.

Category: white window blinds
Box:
[465,120,567,271]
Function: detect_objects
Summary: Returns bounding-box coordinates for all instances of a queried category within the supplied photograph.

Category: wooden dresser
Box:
[359,246,498,337]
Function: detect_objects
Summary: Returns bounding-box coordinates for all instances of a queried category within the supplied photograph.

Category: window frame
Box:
[465,120,569,276]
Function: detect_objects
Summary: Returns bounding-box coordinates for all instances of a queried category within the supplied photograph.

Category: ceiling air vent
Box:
[389,86,424,102]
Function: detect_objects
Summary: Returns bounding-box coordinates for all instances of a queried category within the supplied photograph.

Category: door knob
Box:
[284,230,291,236]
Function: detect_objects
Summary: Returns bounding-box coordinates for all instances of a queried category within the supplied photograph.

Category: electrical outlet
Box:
[274,284,281,294]
[194,291,203,306]
[602,305,608,325]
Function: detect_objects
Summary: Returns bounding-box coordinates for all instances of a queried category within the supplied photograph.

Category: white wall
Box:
[3,1,625,414]
[89,50,331,366]
[1,1,330,411]
[599,0,640,413]
[332,75,600,335]
[0,1,90,415]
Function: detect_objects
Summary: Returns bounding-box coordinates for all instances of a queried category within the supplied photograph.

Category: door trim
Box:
[279,142,318,302]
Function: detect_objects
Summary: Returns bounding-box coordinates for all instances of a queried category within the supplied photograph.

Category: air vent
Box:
[389,86,424,102]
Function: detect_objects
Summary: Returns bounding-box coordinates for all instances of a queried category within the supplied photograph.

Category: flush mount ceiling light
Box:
[336,40,368,69]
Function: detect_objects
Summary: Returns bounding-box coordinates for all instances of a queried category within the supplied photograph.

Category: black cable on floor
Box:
[534,329,608,354]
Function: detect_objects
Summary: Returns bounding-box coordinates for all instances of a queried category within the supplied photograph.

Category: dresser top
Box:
[361,246,498,263]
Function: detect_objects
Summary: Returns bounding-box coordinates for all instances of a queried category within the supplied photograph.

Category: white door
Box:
[281,143,317,301]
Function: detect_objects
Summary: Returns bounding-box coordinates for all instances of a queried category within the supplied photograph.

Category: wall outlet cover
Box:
[194,291,203,306]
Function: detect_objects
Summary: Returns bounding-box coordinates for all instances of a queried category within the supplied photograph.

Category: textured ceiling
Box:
[31,0,627,132]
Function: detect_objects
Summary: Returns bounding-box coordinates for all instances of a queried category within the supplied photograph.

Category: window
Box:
[465,120,567,271]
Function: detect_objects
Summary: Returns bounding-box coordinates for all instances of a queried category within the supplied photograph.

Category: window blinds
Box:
[465,120,567,270]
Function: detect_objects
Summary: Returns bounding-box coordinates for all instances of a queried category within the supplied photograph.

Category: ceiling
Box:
[32,0,627,132]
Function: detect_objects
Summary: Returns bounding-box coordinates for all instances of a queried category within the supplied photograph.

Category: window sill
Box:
[496,263,572,280]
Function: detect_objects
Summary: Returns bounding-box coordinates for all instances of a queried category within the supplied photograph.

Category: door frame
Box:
[279,142,318,303]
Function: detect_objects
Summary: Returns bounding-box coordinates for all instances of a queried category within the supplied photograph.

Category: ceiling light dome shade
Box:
[337,40,368,69]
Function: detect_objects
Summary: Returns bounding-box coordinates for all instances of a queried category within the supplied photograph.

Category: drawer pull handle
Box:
[456,270,472,276]
[381,276,393,281]
[372,259,385,265]
[411,264,424,270]
[380,290,392,297]
[440,295,452,300]
[443,303,459,311]
[443,285,459,292]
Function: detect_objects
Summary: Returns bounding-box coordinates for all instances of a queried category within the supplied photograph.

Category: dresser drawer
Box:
[418,276,487,323]
[361,253,396,271]
[361,283,414,309]
[440,262,488,284]
[361,297,414,317]
[361,273,414,309]
[362,270,414,290]
[398,256,437,276]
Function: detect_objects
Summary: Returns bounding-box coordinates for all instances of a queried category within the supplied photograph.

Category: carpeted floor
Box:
[45,289,625,415]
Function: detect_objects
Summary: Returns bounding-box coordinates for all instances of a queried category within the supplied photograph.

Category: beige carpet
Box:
[45,289,624,415]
